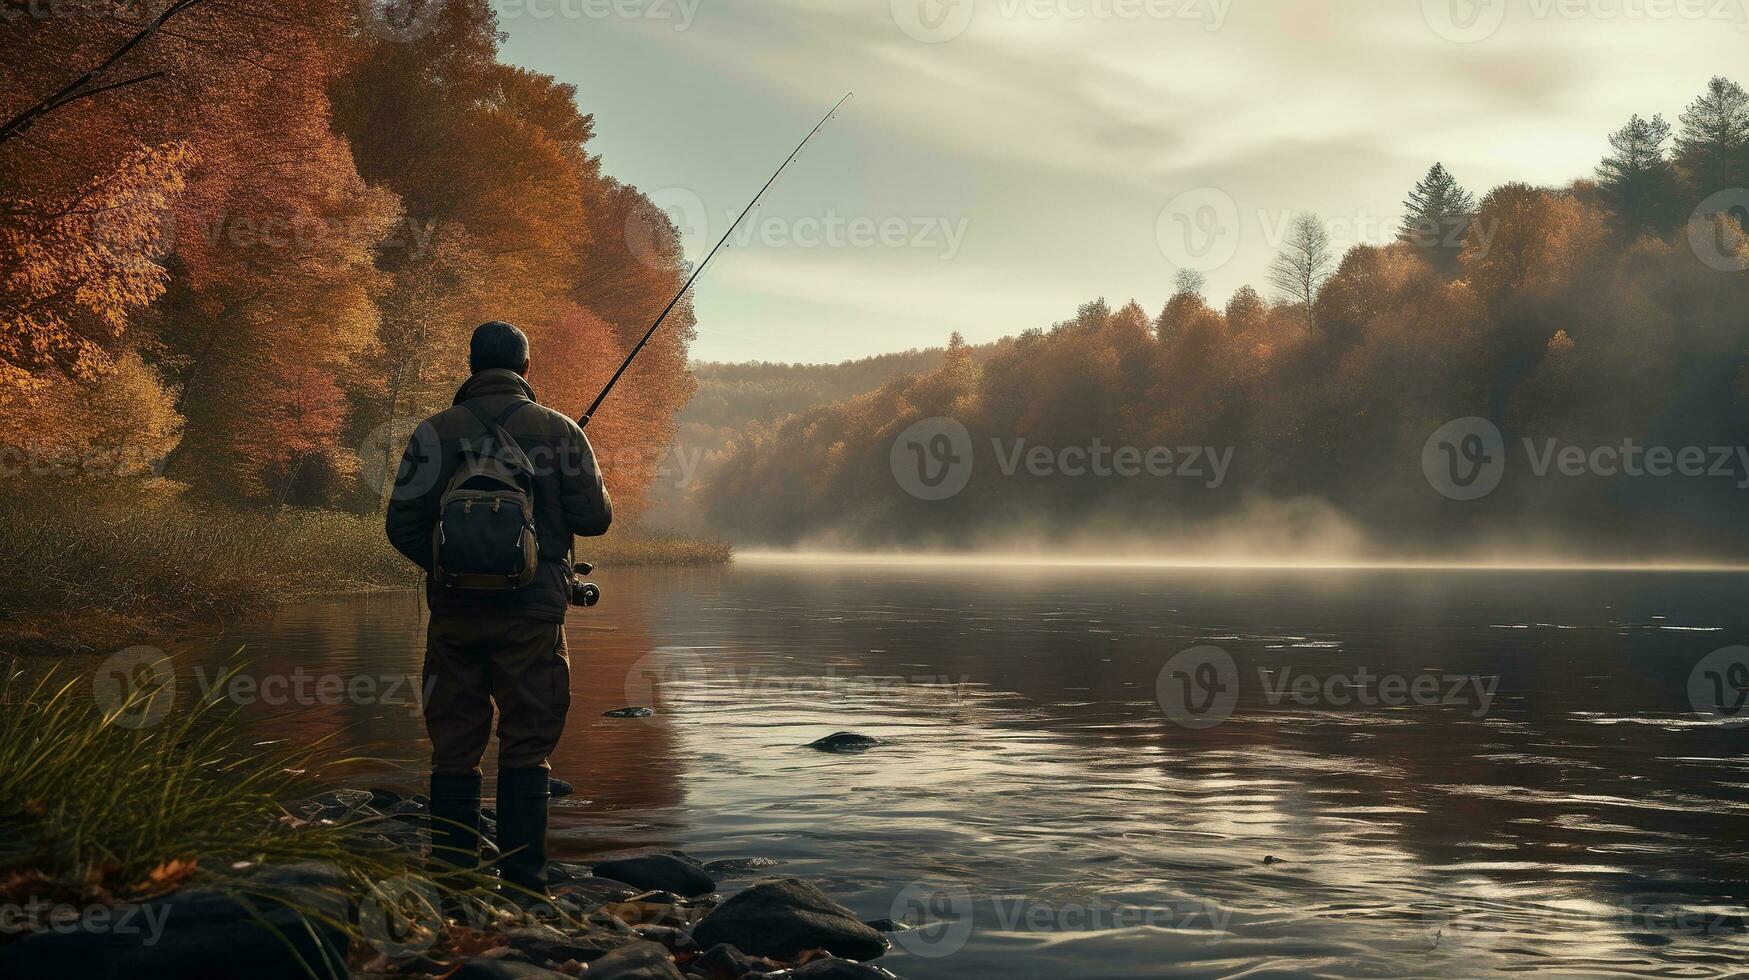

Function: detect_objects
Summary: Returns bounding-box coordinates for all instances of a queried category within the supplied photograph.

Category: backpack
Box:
[432,399,539,591]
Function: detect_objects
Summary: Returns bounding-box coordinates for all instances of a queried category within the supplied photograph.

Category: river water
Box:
[187,557,1749,978]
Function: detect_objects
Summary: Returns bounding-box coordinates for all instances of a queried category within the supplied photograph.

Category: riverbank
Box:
[0,481,731,657]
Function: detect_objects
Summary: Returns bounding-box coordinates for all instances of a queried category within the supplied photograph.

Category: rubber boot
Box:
[495,767,551,899]
[428,771,482,878]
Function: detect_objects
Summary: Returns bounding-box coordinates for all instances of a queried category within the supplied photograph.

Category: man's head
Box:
[470,321,530,376]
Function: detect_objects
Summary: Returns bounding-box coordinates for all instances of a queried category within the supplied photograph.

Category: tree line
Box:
[705,77,1749,557]
[1,0,696,518]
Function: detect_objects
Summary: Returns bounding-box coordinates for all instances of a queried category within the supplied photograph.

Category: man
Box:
[386,320,611,897]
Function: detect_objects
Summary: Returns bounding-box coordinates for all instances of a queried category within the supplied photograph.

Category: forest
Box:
[0,1,707,646]
[704,78,1749,560]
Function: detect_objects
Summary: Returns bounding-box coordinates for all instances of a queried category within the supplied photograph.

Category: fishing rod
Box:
[579,92,853,428]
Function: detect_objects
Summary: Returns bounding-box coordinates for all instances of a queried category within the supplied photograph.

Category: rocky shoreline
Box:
[0,787,907,980]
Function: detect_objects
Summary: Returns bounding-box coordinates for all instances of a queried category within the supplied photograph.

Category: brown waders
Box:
[423,614,570,895]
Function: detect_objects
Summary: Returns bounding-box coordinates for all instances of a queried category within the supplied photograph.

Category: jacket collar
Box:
[454,369,537,405]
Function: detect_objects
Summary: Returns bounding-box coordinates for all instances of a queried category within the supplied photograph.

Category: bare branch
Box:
[0,0,211,146]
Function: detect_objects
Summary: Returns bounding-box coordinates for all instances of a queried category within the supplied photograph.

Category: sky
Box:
[494,0,1748,364]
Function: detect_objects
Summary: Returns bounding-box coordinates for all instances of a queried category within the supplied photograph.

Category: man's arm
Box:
[384,420,443,569]
[560,421,612,537]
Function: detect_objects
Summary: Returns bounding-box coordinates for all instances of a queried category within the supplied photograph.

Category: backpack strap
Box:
[459,398,535,474]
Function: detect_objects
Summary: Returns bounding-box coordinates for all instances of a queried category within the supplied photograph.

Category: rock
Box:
[699,857,780,878]
[549,776,575,797]
[604,706,655,718]
[554,877,640,915]
[0,862,352,980]
[794,958,902,979]
[1262,855,1283,865]
[690,878,888,962]
[591,853,715,898]
[805,732,879,753]
[451,954,572,979]
[584,940,686,980]
[633,923,698,955]
[368,787,406,810]
[687,943,754,980]
[861,918,908,933]
[502,925,618,964]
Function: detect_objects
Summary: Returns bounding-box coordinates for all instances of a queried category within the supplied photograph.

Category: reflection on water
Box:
[186,562,1749,978]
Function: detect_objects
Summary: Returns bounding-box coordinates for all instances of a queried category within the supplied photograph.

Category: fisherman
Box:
[386,320,611,899]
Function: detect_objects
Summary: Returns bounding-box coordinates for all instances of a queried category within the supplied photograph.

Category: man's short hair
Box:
[470,321,529,374]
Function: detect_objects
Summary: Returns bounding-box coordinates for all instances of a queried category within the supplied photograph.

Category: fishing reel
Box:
[570,561,601,607]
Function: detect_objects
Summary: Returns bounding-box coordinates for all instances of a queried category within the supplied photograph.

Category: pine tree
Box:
[1268,213,1334,309]
[1596,113,1679,235]
[1674,76,1749,198]
[1398,162,1476,267]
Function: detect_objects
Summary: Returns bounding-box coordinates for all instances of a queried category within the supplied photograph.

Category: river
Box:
[185,557,1749,978]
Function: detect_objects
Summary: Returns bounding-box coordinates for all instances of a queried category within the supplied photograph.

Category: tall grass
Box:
[0,658,526,977]
[0,659,393,891]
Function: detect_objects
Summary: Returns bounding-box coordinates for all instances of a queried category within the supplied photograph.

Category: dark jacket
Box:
[386,369,611,623]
